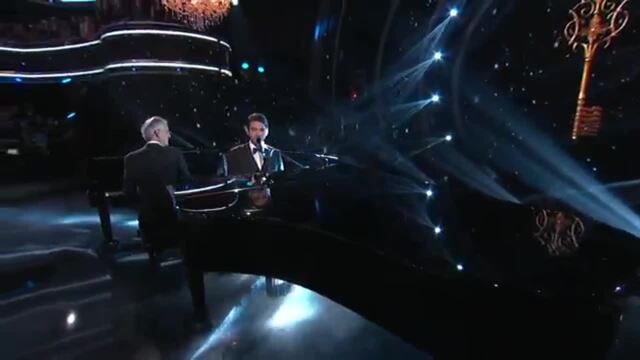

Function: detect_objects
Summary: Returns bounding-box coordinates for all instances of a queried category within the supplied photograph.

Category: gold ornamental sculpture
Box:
[534,209,585,256]
[162,0,231,30]
[564,0,629,139]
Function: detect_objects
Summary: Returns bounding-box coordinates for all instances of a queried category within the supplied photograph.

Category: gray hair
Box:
[140,116,168,141]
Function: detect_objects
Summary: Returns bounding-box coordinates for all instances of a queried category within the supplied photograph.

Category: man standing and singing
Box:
[224,113,284,178]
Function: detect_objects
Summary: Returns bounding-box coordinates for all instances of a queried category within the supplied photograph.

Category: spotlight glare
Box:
[449,8,459,17]
[445,134,453,142]
[257,66,265,73]
[426,189,434,198]
[433,51,443,61]
[431,94,441,103]
[241,62,250,70]
[66,311,76,326]
[231,0,239,5]
[66,112,76,119]
[434,226,442,234]
[456,264,464,271]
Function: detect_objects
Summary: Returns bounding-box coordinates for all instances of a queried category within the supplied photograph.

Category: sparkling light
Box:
[426,189,434,198]
[456,264,464,271]
[445,134,453,142]
[433,51,443,61]
[434,226,442,234]
[257,66,265,73]
[431,94,441,103]
[449,8,459,17]
[66,311,76,326]
[241,62,250,70]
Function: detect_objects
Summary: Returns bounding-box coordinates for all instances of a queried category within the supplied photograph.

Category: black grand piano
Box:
[83,124,640,358]
[171,153,640,358]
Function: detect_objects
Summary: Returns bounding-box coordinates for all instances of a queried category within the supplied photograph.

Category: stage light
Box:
[0,61,232,80]
[66,311,76,327]
[0,29,230,53]
[257,66,265,73]
[268,285,316,328]
[61,77,72,84]
[433,51,443,61]
[449,8,459,17]
[431,94,441,103]
[231,0,239,5]
[125,220,139,228]
[456,263,464,271]
[614,286,622,293]
[241,62,250,70]
[426,189,434,198]
[445,134,453,141]
[434,226,442,234]
[66,112,76,119]
[101,29,231,49]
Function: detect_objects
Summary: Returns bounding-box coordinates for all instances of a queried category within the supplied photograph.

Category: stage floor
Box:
[0,191,431,359]
[2,190,640,359]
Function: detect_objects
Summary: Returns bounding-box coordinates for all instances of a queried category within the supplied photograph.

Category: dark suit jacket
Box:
[123,143,192,237]
[224,143,284,177]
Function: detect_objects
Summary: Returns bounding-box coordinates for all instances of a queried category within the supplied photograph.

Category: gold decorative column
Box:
[564,0,629,139]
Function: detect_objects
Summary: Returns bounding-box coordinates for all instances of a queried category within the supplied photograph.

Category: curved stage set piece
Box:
[0,21,232,83]
[166,158,640,359]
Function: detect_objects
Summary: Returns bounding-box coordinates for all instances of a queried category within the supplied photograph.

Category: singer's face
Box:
[247,120,268,144]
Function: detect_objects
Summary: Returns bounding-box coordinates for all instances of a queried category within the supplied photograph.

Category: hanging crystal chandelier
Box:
[162,0,231,30]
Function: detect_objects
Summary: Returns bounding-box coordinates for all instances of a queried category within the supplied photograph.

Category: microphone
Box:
[255,136,264,154]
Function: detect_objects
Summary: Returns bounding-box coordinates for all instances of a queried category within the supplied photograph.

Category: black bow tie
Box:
[252,147,262,154]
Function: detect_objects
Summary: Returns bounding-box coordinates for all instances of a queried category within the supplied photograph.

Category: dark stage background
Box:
[0,0,638,193]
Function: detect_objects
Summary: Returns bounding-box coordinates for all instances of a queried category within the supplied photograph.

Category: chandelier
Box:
[162,0,231,30]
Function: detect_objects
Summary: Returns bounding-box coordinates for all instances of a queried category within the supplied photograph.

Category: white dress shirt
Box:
[249,142,265,170]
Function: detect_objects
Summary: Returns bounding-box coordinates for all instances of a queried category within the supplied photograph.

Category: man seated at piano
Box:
[223,112,285,180]
[123,116,192,260]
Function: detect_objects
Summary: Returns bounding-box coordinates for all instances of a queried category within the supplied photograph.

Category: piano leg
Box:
[97,194,119,250]
[176,233,208,325]
[187,265,207,316]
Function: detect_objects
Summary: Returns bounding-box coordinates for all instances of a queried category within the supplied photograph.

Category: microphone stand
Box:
[254,138,268,184]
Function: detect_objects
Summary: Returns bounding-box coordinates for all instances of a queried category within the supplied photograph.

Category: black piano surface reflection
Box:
[177,158,640,359]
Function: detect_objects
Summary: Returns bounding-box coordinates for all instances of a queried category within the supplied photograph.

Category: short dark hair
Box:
[247,113,269,128]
